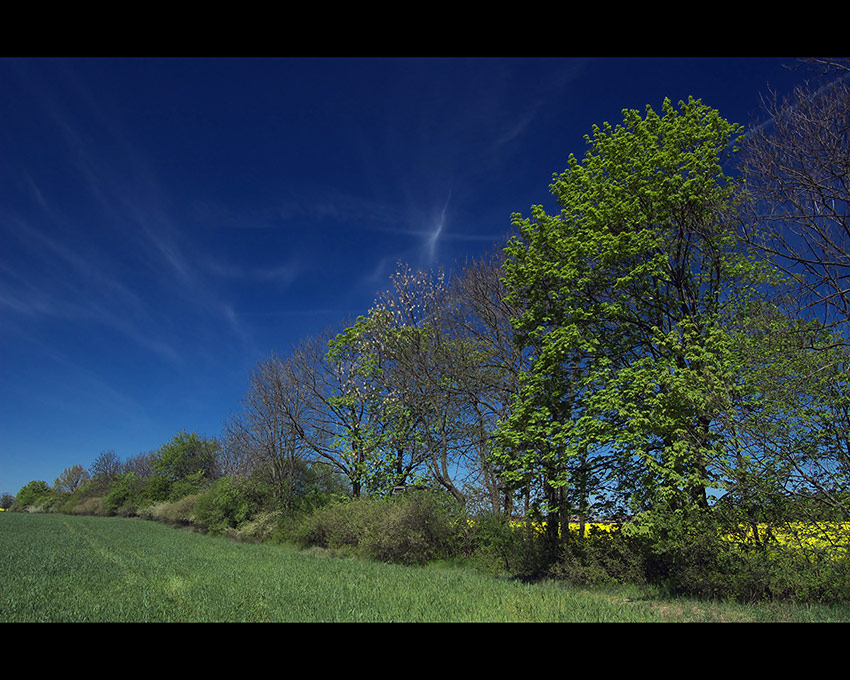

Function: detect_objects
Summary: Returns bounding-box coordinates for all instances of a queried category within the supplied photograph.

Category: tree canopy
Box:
[494,97,778,549]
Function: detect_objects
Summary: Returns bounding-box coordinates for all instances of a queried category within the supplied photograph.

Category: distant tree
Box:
[54,464,90,494]
[221,352,314,509]
[123,452,155,478]
[1,493,14,509]
[89,449,122,480]
[151,431,221,485]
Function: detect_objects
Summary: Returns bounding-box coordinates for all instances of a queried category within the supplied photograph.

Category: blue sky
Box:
[0,57,808,495]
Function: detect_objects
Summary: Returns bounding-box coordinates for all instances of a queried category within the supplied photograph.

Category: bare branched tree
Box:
[449,251,529,514]
[741,60,850,329]
[221,352,311,507]
[123,452,155,478]
[89,449,122,480]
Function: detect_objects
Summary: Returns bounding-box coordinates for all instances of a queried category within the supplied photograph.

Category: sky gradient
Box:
[0,57,810,495]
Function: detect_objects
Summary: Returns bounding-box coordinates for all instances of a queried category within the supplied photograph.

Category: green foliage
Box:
[467,513,546,577]
[168,470,207,501]
[360,491,467,565]
[547,526,647,587]
[103,472,145,517]
[15,480,55,511]
[143,475,173,504]
[496,97,772,544]
[325,310,424,497]
[193,476,260,535]
[1,493,14,509]
[151,430,220,485]
[285,497,384,555]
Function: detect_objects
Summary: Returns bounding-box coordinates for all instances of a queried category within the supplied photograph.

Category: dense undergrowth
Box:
[9,474,850,606]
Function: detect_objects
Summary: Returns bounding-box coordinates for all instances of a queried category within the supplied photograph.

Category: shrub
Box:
[360,491,465,565]
[15,481,55,512]
[168,470,208,501]
[617,503,850,602]
[103,472,145,517]
[193,476,254,535]
[466,514,555,578]
[286,497,384,555]
[142,475,173,504]
[547,525,647,587]
[283,491,466,565]
[225,510,286,543]
[65,496,108,517]
[139,494,200,526]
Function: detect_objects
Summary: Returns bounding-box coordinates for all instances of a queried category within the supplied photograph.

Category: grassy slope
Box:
[2,512,849,622]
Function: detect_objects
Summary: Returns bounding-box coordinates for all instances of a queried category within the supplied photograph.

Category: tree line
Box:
[7,60,849,598]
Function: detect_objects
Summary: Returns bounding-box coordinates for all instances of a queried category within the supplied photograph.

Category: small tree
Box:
[54,464,90,494]
[151,431,220,487]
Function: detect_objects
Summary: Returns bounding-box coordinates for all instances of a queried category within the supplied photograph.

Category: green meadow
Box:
[3,512,849,622]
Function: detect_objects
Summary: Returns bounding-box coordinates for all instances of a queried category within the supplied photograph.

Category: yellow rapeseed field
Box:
[726,522,850,555]
[506,519,850,556]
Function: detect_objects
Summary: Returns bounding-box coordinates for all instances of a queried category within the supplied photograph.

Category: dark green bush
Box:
[193,476,255,534]
[168,470,208,502]
[103,472,145,516]
[616,504,850,602]
[468,513,537,576]
[142,475,173,504]
[547,525,648,587]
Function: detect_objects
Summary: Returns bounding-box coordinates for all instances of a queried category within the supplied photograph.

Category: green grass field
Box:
[3,512,849,622]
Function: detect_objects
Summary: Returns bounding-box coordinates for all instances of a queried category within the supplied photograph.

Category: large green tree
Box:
[496,97,769,553]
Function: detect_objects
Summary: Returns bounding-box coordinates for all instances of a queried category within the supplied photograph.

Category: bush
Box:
[138,494,200,526]
[284,491,467,565]
[360,491,466,565]
[618,503,850,602]
[142,475,173,504]
[65,496,108,516]
[547,525,647,587]
[168,470,208,501]
[225,510,286,543]
[103,472,145,517]
[467,513,530,575]
[15,480,55,511]
[193,476,254,535]
[286,497,383,555]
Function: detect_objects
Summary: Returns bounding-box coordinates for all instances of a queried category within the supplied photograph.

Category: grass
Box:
[2,512,849,622]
